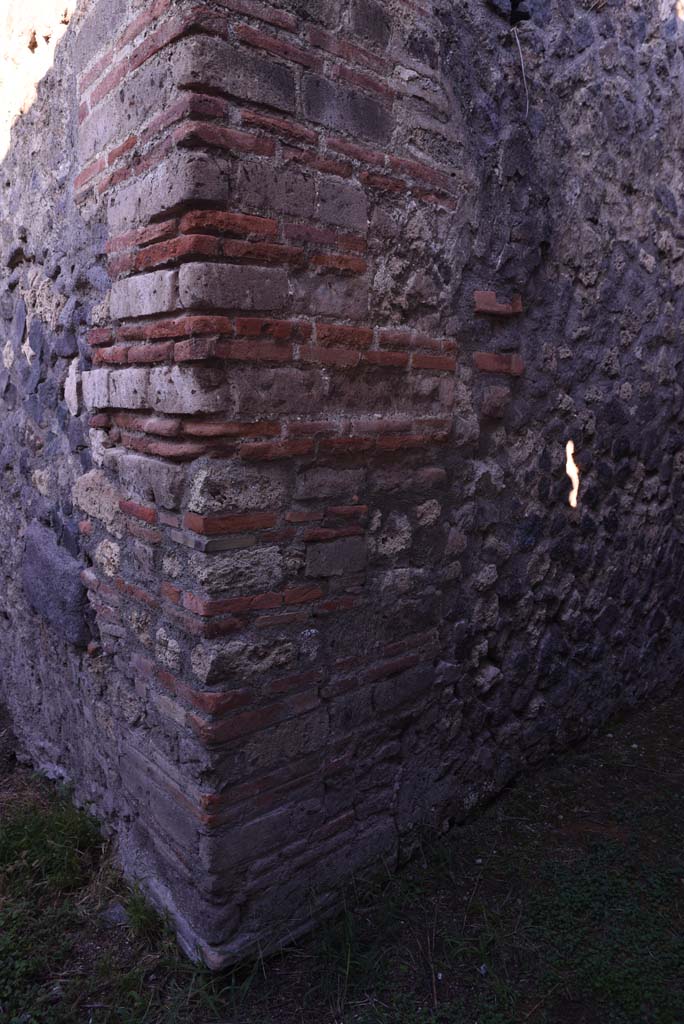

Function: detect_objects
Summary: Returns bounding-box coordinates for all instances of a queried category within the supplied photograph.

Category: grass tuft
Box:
[0,693,682,1024]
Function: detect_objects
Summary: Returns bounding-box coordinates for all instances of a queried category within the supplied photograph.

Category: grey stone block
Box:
[173,36,296,113]
[107,152,233,233]
[110,270,178,320]
[179,263,289,312]
[306,537,367,577]
[22,523,89,647]
[350,0,391,47]
[317,179,368,230]
[302,74,393,144]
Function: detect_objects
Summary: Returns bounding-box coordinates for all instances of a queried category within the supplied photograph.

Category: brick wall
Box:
[2,0,684,966]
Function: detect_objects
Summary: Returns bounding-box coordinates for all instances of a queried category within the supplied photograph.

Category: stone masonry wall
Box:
[1,0,683,966]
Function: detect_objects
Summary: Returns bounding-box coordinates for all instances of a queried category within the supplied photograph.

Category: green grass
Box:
[1,694,683,1024]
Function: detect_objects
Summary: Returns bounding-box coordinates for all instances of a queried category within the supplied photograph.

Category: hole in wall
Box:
[510,0,531,26]
[565,440,580,509]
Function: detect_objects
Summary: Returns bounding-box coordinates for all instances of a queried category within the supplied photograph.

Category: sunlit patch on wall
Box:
[565,441,580,509]
[0,3,75,160]
[678,0,684,20]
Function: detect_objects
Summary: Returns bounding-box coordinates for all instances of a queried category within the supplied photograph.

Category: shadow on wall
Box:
[0,0,109,656]
[0,3,76,161]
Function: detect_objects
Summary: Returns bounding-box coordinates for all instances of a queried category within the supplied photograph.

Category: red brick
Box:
[183,511,278,536]
[212,0,298,32]
[388,155,451,190]
[139,94,232,147]
[311,253,367,274]
[365,653,420,683]
[117,0,169,47]
[379,328,412,348]
[286,420,338,437]
[284,586,324,605]
[121,433,211,460]
[161,581,182,605]
[236,24,323,70]
[189,703,288,746]
[414,332,458,353]
[235,318,312,341]
[319,437,374,455]
[89,413,110,428]
[361,350,409,368]
[74,156,105,191]
[90,57,130,107]
[174,338,218,362]
[114,577,159,608]
[240,109,318,145]
[299,346,361,368]
[359,171,406,192]
[94,345,128,365]
[135,235,221,271]
[336,233,368,254]
[185,688,253,718]
[107,135,138,167]
[473,352,525,376]
[87,328,113,348]
[79,49,113,93]
[326,505,368,518]
[283,147,353,179]
[183,420,281,439]
[167,606,243,638]
[183,591,283,617]
[107,252,136,277]
[353,415,411,434]
[175,121,275,157]
[119,499,158,524]
[222,240,305,265]
[306,26,387,73]
[331,63,395,99]
[180,210,278,238]
[127,12,192,75]
[327,137,386,167]
[239,440,314,461]
[285,509,324,524]
[127,521,163,544]
[124,315,233,341]
[411,353,457,372]
[317,323,373,348]
[126,342,175,364]
[302,526,364,542]
[216,340,293,364]
[473,290,524,316]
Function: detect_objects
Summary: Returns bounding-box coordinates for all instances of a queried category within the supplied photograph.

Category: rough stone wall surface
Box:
[0,0,683,967]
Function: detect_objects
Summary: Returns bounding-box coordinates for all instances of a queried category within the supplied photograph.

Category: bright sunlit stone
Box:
[0,3,75,160]
[566,440,580,509]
